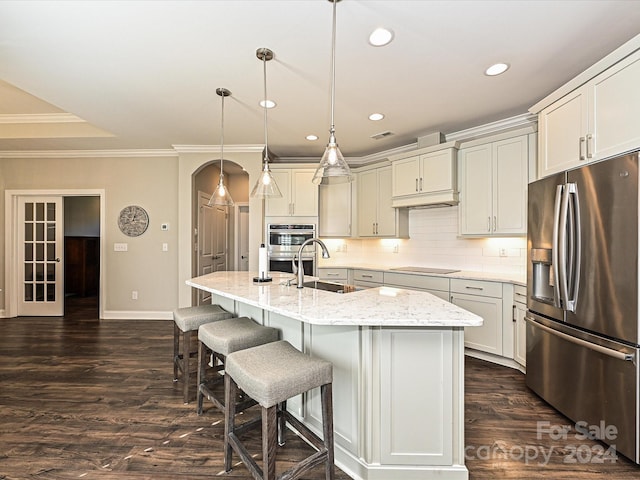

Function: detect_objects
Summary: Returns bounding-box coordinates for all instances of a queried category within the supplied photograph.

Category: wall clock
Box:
[118,205,149,237]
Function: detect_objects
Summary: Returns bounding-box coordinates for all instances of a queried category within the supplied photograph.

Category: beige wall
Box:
[0,154,179,317]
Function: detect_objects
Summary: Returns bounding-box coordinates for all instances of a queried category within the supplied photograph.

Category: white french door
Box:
[17,196,64,316]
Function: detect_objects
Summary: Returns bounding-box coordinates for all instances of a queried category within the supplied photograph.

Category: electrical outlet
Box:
[131,291,138,300]
[393,244,399,253]
[499,248,508,257]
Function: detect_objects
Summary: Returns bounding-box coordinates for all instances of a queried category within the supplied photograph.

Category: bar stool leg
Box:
[182,330,190,404]
[224,373,237,473]
[196,341,207,415]
[322,383,335,480]
[277,401,287,446]
[263,405,278,480]
[173,323,180,382]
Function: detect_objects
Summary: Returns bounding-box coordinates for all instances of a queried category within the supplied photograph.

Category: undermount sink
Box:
[302,280,356,294]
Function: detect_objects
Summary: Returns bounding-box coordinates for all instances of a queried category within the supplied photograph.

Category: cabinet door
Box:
[291,170,318,216]
[375,166,397,237]
[592,52,640,161]
[391,156,420,197]
[357,170,379,237]
[319,181,351,237]
[459,144,492,235]
[493,136,528,235]
[514,301,527,367]
[265,170,291,216]
[538,88,588,178]
[420,149,455,193]
[452,292,503,355]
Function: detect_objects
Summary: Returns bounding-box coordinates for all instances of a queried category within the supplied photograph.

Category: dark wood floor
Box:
[1,296,639,479]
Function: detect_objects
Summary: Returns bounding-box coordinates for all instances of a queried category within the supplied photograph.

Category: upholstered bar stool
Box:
[224,340,335,480]
[196,316,279,415]
[173,304,234,403]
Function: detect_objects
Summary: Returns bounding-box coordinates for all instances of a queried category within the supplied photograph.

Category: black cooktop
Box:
[389,266,461,274]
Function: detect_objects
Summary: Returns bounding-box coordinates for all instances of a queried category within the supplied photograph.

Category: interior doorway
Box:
[5,189,105,319]
[63,196,100,315]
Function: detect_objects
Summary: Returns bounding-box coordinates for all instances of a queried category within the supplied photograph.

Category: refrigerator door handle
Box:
[552,184,563,308]
[557,183,573,311]
[526,316,634,362]
[566,183,581,312]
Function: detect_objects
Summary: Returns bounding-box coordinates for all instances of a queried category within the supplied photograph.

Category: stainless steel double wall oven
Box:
[267,223,316,275]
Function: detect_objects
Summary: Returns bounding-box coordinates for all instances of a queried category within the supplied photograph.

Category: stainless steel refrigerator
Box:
[526,150,639,463]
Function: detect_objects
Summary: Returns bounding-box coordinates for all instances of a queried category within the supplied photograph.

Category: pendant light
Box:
[208,87,234,207]
[250,48,282,198]
[312,0,353,185]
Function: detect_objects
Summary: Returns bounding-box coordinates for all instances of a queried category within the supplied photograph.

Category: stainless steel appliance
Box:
[267,223,316,275]
[526,151,639,463]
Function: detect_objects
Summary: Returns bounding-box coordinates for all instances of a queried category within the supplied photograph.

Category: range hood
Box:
[388,140,460,209]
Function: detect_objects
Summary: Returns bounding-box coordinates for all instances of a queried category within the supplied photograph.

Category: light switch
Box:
[162,243,169,252]
[114,243,128,252]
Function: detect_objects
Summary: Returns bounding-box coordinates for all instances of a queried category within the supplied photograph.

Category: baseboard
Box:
[102,310,173,320]
[464,348,526,374]
[0,309,6,318]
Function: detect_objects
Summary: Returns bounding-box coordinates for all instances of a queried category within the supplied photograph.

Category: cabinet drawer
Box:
[318,268,349,282]
[383,272,449,292]
[514,284,527,304]
[450,278,502,298]
[353,269,384,283]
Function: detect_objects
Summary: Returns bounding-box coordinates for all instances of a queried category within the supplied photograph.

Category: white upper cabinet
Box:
[357,165,408,238]
[318,179,352,237]
[537,49,640,178]
[389,142,460,208]
[266,168,318,217]
[459,135,529,236]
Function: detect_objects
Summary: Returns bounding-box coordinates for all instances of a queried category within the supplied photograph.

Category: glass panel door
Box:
[18,196,63,316]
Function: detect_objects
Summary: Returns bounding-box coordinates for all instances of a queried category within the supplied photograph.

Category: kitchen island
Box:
[187,271,482,480]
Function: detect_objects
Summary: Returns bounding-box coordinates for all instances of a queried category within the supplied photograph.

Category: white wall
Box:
[319,207,526,277]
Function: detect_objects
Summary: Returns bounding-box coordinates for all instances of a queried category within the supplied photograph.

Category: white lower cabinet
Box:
[317,267,349,283]
[353,269,383,289]
[450,278,503,356]
[383,271,450,301]
[513,284,527,367]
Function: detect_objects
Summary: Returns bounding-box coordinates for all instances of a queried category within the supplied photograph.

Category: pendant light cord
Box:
[220,91,225,179]
[263,53,269,164]
[329,0,337,135]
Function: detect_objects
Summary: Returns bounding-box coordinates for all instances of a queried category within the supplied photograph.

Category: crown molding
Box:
[445,113,537,142]
[0,149,177,159]
[0,113,86,124]
[172,144,264,154]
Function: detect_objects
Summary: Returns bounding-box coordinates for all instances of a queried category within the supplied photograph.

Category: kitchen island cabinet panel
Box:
[380,328,455,465]
[306,324,360,456]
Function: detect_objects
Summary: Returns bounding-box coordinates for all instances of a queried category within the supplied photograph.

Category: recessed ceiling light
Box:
[369,113,384,121]
[485,63,510,76]
[306,134,318,141]
[369,27,394,47]
[259,99,276,108]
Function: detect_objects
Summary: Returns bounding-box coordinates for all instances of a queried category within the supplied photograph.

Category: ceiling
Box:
[1,0,640,161]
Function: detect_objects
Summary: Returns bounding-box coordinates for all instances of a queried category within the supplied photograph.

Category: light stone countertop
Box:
[319,263,527,286]
[187,271,483,328]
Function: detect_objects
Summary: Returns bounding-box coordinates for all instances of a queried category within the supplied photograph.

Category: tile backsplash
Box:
[319,206,526,276]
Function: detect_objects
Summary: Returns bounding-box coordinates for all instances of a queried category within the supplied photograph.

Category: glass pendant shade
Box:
[312,131,353,185]
[210,170,234,206]
[208,87,234,207]
[251,47,282,199]
[250,162,283,198]
[313,0,353,185]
